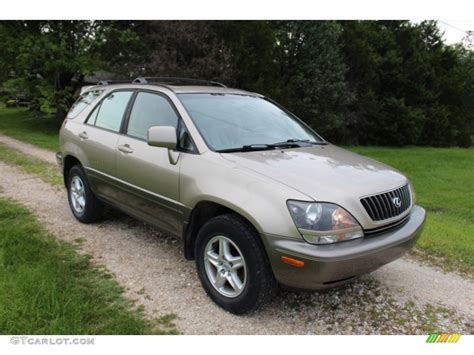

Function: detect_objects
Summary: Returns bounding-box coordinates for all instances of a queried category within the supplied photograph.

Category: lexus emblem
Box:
[392,197,402,208]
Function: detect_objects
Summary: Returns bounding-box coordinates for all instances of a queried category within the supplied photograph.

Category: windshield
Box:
[178,93,323,151]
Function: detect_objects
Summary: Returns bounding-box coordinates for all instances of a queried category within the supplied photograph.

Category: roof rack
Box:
[132,77,227,88]
[97,80,132,86]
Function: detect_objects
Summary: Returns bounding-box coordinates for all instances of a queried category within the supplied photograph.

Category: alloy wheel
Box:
[70,175,86,214]
[203,235,247,298]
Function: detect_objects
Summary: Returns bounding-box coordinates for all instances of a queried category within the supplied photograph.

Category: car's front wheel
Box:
[195,214,276,314]
[67,165,104,223]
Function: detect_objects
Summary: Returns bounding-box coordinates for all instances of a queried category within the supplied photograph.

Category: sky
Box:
[437,20,472,45]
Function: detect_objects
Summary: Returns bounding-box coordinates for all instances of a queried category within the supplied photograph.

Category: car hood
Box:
[220,145,408,219]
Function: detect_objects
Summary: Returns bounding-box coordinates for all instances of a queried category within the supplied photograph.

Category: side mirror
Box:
[147,126,177,150]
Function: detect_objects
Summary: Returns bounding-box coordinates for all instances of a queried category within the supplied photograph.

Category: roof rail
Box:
[97,80,132,86]
[132,77,227,88]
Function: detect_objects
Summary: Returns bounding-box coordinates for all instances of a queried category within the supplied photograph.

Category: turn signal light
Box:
[281,256,305,268]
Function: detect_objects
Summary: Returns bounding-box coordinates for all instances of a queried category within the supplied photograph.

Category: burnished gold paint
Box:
[59,83,426,290]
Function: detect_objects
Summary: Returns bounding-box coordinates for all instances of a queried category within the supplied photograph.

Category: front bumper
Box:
[262,205,426,290]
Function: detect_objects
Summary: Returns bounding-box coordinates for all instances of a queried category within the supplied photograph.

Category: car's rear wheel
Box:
[67,165,104,223]
[195,214,276,314]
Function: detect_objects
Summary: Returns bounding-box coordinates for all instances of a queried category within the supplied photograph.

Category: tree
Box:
[212,21,279,95]
[128,21,234,83]
[0,20,471,146]
[272,21,352,143]
[340,20,473,147]
[446,45,474,147]
[340,21,422,145]
[0,21,140,122]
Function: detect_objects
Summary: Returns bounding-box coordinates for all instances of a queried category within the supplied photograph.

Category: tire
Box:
[66,165,104,223]
[195,214,277,314]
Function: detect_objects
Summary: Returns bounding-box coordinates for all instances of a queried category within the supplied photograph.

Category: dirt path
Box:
[0,136,472,334]
[372,258,473,313]
[0,134,57,164]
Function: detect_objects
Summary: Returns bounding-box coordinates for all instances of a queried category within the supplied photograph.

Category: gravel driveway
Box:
[0,134,56,164]
[0,136,472,334]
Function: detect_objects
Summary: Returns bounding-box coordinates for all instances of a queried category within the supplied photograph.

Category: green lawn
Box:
[0,197,177,334]
[0,105,59,151]
[0,106,472,274]
[350,146,474,274]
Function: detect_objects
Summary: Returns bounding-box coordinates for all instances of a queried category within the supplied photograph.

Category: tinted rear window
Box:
[67,89,104,118]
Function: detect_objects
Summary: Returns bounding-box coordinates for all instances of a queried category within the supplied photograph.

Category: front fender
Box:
[179,152,309,240]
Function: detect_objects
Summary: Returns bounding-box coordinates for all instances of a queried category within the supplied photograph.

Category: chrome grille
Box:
[361,184,411,222]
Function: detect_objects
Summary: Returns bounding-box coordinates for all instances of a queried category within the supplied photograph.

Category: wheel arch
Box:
[182,200,265,260]
[63,155,83,186]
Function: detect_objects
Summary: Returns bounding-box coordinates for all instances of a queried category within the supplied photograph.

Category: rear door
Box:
[115,90,184,236]
[80,90,134,200]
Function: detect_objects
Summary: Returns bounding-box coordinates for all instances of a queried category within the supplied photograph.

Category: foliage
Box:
[0,20,472,146]
[140,21,235,82]
[212,21,280,93]
[0,21,140,121]
[340,21,473,147]
[0,105,58,151]
[273,21,352,143]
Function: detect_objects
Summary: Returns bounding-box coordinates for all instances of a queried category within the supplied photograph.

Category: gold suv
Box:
[58,77,426,314]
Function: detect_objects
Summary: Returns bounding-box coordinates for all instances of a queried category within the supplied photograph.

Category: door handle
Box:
[118,144,134,154]
[78,131,88,140]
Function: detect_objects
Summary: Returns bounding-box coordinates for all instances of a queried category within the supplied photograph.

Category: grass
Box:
[0,143,62,187]
[0,197,177,334]
[350,146,474,274]
[0,105,59,151]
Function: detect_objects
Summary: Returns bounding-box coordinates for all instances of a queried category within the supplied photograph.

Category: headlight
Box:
[287,200,364,245]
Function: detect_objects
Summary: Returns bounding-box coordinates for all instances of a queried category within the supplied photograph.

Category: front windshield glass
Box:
[178,93,322,151]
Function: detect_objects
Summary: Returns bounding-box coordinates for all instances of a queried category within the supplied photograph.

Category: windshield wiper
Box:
[284,139,328,145]
[215,139,328,153]
[216,142,301,153]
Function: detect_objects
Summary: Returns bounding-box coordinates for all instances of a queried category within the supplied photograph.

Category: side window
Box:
[94,91,133,132]
[87,102,101,126]
[126,92,179,140]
